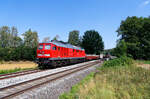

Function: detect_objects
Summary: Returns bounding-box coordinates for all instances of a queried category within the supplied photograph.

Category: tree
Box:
[22,29,39,60]
[0,26,10,48]
[82,30,104,54]
[42,37,50,42]
[117,16,150,59]
[11,26,20,47]
[114,40,127,57]
[78,36,83,47]
[68,30,80,46]
[22,29,39,48]
[0,26,23,48]
[52,35,59,41]
[0,26,39,61]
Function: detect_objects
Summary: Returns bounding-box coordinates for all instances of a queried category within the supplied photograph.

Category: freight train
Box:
[36,40,100,69]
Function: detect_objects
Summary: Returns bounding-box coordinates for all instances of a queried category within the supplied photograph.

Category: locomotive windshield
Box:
[38,45,43,50]
[45,45,51,50]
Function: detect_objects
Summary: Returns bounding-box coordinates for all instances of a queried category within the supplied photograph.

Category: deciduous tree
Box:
[82,30,104,54]
[117,16,150,59]
[114,40,127,57]
[68,30,80,46]
[53,35,59,41]
[42,37,50,42]
[0,26,10,48]
[22,29,39,48]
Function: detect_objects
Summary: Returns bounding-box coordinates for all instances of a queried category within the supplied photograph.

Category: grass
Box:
[136,60,150,70]
[136,60,150,64]
[60,57,150,99]
[0,67,36,74]
[0,61,38,74]
[0,61,38,70]
[60,72,95,99]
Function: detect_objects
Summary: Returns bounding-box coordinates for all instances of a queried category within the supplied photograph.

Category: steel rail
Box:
[0,60,101,99]
[0,69,42,80]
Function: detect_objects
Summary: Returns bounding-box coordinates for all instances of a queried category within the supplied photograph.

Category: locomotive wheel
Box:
[63,60,67,66]
[52,61,57,68]
[38,63,48,69]
[38,63,43,69]
[57,60,62,67]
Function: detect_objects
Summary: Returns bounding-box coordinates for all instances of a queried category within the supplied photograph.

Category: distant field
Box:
[136,60,150,64]
[136,60,150,70]
[0,61,38,70]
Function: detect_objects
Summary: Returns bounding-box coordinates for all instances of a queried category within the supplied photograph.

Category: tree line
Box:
[0,26,104,61]
[113,16,150,60]
[0,26,38,61]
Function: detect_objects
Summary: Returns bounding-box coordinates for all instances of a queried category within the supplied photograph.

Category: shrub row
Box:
[0,46,37,61]
[103,56,133,67]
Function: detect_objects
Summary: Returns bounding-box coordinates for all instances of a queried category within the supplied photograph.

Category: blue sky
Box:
[0,0,150,49]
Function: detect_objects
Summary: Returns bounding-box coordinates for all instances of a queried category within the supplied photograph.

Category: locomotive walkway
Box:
[0,60,101,99]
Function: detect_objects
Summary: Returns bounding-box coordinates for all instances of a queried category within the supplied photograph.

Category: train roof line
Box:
[41,40,85,51]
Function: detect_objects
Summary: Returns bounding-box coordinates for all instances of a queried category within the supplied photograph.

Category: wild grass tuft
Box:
[0,67,36,74]
[59,72,95,99]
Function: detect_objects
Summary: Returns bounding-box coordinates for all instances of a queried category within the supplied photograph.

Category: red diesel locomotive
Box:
[36,40,86,68]
[36,40,100,69]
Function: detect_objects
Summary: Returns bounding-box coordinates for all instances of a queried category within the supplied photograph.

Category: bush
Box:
[0,46,37,61]
[102,56,133,67]
[22,47,37,61]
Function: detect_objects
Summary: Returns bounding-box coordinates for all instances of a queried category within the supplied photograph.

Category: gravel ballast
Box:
[12,62,102,99]
[0,60,98,89]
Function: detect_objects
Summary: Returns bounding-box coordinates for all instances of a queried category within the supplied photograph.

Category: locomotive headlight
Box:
[38,54,42,56]
[44,54,50,56]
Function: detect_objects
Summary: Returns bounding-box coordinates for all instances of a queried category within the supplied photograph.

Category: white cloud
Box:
[140,0,150,7]
[144,0,150,5]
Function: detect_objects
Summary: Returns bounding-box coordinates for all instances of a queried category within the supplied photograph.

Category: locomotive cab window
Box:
[52,46,57,50]
[38,45,43,50]
[45,45,51,50]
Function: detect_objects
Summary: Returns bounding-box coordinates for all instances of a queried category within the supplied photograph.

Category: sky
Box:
[0,0,150,49]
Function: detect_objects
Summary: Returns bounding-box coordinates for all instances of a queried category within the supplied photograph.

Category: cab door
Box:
[52,44,57,58]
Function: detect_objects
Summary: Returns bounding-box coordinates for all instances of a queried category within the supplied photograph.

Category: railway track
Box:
[0,60,101,99]
[0,69,42,80]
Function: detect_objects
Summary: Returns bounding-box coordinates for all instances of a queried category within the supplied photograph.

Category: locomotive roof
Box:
[42,40,85,51]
